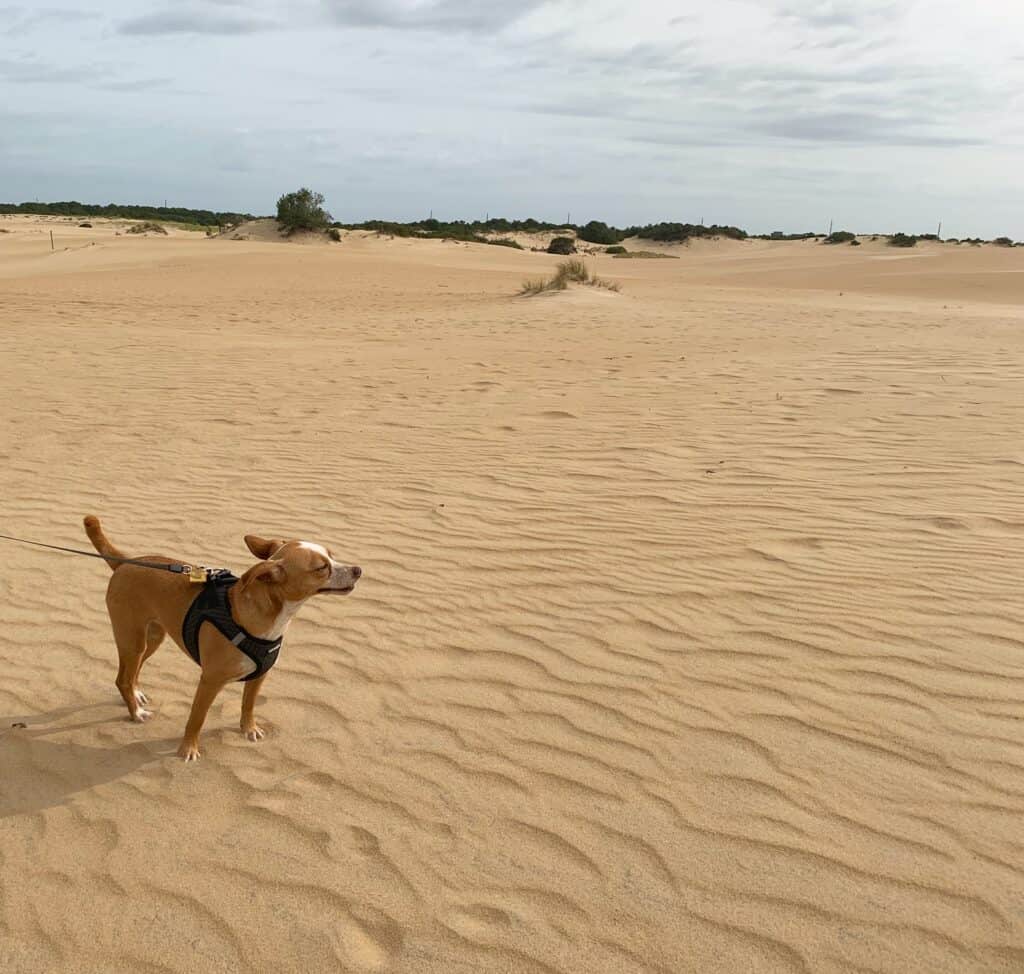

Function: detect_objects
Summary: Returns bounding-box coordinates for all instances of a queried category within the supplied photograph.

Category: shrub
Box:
[277,188,331,233]
[328,227,342,242]
[824,230,855,244]
[577,220,621,245]
[78,221,92,228]
[486,238,523,249]
[626,222,747,242]
[994,236,1014,247]
[547,236,576,255]
[606,245,627,254]
[126,221,167,235]
[850,239,861,246]
[889,233,918,248]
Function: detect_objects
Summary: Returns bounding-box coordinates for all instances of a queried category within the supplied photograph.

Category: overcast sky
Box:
[2,1,1022,237]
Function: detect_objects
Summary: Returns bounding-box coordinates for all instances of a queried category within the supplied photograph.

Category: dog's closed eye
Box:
[313,563,330,574]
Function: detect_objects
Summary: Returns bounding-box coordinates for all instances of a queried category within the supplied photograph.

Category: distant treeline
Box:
[0,201,254,227]
[340,217,751,245]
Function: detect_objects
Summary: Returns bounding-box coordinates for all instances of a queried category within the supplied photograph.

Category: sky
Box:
[1,0,1022,237]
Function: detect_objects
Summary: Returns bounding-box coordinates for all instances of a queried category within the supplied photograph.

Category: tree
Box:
[276,188,331,233]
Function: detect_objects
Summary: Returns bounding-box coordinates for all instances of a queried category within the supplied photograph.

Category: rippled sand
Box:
[1,216,1023,973]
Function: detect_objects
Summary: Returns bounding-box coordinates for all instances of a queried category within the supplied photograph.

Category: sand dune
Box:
[1,217,1023,972]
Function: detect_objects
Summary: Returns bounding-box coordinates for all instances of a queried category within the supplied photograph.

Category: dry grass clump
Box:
[611,250,678,259]
[520,259,621,296]
[125,221,168,235]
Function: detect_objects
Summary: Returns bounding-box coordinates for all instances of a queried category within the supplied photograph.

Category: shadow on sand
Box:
[0,702,171,817]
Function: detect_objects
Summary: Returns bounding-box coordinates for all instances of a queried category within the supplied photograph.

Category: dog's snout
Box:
[351,566,362,579]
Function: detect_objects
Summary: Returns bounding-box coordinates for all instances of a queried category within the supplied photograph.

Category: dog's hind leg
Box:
[132,622,165,706]
[112,621,152,723]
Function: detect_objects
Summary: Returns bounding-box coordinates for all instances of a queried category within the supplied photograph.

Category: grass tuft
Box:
[519,259,621,296]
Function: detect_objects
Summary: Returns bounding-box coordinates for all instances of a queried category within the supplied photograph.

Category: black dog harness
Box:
[181,570,282,682]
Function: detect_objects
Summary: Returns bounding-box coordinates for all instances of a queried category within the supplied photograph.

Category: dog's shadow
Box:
[0,702,169,818]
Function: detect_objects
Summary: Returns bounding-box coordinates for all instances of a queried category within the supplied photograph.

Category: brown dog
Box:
[84,516,361,761]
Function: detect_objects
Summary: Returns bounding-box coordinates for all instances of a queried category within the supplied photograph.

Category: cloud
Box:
[0,57,111,84]
[323,0,546,33]
[0,5,99,35]
[119,7,276,35]
[776,0,900,30]
[754,110,983,147]
[97,77,174,92]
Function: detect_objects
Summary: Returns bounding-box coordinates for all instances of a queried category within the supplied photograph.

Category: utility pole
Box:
[937,220,942,239]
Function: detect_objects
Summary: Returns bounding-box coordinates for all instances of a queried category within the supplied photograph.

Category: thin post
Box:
[50,230,54,251]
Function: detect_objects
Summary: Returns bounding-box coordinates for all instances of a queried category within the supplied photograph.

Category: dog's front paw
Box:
[242,724,265,743]
[132,708,153,723]
[134,689,149,705]
[176,740,201,762]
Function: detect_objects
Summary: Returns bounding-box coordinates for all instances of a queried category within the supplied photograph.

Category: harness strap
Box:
[182,572,282,682]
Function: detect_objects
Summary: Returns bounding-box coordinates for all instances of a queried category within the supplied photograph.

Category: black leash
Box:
[0,533,216,582]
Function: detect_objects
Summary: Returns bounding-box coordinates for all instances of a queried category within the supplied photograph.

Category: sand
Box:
[1,214,1023,973]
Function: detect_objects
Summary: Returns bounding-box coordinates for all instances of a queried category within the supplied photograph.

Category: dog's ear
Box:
[239,560,286,588]
[244,535,283,559]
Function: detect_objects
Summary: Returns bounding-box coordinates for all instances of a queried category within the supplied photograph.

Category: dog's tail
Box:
[83,515,126,571]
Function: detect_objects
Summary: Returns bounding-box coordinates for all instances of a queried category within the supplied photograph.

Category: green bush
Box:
[994,236,1014,247]
[889,233,918,248]
[547,236,576,255]
[606,245,627,254]
[577,220,621,245]
[626,222,747,242]
[824,231,855,244]
[758,231,819,241]
[486,238,523,249]
[0,200,250,226]
[277,188,331,233]
[850,239,861,246]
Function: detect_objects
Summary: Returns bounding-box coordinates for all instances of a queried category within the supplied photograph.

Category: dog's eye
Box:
[316,564,330,573]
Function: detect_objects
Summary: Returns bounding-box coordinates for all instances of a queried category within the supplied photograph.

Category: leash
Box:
[0,533,217,583]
